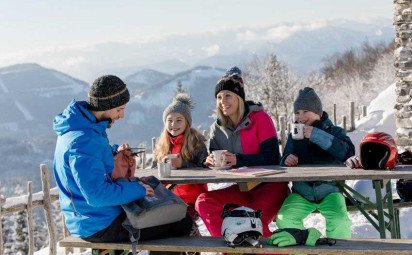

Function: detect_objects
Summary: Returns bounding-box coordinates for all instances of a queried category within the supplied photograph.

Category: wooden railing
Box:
[0,164,60,255]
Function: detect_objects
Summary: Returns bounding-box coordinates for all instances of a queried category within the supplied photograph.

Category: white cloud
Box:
[265,21,327,42]
[236,30,258,42]
[201,44,220,56]
[63,56,86,66]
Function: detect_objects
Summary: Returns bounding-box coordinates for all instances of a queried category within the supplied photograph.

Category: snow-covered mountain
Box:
[0,63,88,178]
[124,69,172,94]
[109,66,225,145]
[1,18,394,82]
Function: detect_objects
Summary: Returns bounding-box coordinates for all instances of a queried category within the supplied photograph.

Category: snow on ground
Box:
[35,83,412,255]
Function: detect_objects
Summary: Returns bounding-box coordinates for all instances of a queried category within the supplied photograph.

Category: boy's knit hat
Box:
[163,93,194,126]
[293,87,323,116]
[87,75,130,111]
[215,66,245,100]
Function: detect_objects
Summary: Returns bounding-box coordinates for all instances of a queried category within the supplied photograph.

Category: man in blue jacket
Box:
[53,75,192,246]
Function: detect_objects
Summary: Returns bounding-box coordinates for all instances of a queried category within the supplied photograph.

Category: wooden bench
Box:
[59,235,412,254]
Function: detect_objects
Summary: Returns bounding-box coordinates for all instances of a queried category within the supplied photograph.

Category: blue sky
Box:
[0,0,393,55]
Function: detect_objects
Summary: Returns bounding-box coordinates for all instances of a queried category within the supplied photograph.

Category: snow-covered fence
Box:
[0,164,59,255]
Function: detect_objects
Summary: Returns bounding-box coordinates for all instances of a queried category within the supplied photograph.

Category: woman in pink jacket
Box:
[196,67,289,238]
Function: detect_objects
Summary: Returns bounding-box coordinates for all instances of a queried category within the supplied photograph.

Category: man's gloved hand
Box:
[345,156,362,169]
[267,228,322,247]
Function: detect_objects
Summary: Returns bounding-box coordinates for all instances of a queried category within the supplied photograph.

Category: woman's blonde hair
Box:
[154,118,205,163]
[216,92,245,127]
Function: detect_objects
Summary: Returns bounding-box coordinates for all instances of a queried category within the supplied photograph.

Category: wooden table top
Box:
[135,164,412,184]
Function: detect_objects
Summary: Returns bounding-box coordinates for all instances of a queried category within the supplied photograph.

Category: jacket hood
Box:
[53,100,109,136]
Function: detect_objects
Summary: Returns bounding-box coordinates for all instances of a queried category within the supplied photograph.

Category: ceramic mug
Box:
[158,162,172,178]
[292,123,305,140]
[212,150,227,167]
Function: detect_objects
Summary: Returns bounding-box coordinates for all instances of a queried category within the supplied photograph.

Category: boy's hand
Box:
[303,126,314,138]
[345,156,362,169]
[285,154,298,167]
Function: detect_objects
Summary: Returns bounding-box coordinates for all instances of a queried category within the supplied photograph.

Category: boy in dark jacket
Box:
[268,87,355,247]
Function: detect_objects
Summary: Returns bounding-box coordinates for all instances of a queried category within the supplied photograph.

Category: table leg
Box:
[373,180,386,238]
[385,181,401,238]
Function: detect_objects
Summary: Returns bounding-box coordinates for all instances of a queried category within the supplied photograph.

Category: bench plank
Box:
[59,236,412,254]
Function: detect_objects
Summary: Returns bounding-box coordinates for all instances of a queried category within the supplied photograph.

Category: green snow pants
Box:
[276,192,352,238]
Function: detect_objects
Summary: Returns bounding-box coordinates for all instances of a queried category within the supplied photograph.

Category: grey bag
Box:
[121,176,188,229]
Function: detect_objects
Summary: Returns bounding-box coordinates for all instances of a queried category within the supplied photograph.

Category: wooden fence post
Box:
[349,101,355,132]
[141,149,146,170]
[40,164,56,255]
[27,182,34,255]
[333,104,337,125]
[362,105,367,117]
[152,137,156,153]
[342,116,347,131]
[0,194,4,255]
[279,116,287,152]
[61,214,71,255]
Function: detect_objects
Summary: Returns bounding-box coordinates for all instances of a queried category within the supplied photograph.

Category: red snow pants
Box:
[195,182,289,237]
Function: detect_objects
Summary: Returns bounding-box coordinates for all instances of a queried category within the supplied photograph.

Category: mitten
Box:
[267,228,322,247]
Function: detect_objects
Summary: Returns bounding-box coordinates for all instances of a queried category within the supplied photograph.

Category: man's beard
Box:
[100,118,113,128]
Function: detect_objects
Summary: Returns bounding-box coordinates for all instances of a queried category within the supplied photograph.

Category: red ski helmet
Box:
[359,132,398,170]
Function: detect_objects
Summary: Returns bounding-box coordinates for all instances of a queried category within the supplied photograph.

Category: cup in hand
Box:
[166,154,178,170]
[158,162,171,178]
[292,123,304,140]
[212,150,227,167]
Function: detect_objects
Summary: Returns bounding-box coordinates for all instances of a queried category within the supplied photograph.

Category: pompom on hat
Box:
[87,75,130,111]
[163,93,194,126]
[215,66,245,100]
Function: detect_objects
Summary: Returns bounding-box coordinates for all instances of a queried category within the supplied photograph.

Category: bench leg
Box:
[92,249,130,255]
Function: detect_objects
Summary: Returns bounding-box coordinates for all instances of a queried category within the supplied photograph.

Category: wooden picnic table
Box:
[136,164,412,239]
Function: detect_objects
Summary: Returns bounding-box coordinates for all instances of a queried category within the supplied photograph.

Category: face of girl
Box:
[166,112,187,136]
[295,110,321,126]
[216,90,239,118]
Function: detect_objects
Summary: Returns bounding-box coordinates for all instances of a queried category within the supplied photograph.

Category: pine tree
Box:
[13,210,28,255]
[175,80,185,94]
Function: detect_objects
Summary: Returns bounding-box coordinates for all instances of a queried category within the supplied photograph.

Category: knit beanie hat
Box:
[293,87,323,116]
[163,93,194,126]
[87,75,130,111]
[215,66,245,100]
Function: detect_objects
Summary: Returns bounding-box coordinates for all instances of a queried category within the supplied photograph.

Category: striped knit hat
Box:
[87,75,130,111]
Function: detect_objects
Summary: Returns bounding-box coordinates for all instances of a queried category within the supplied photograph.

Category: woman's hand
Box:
[222,151,237,167]
[284,154,299,167]
[204,154,214,166]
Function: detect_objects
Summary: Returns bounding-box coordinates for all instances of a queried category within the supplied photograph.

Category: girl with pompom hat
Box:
[153,93,208,235]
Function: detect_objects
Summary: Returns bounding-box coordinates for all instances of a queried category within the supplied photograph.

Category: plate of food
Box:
[209,165,232,170]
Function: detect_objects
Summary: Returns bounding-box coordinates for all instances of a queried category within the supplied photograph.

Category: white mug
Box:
[292,123,304,140]
[212,150,227,167]
[158,162,172,178]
